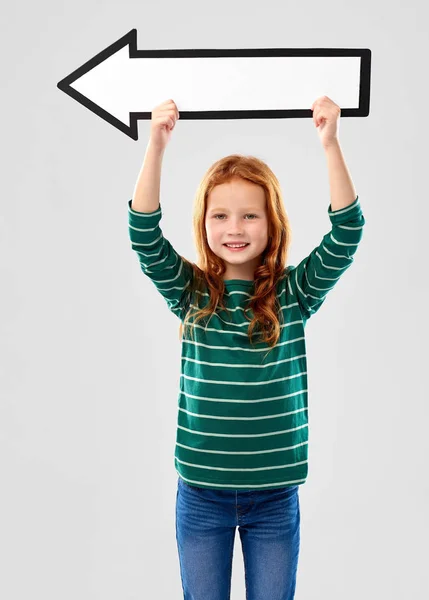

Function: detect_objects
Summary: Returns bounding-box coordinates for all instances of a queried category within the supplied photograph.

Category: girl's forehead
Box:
[210,178,260,195]
[207,185,265,209]
[206,198,266,212]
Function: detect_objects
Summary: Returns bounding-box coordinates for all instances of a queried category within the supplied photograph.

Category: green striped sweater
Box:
[128,196,365,490]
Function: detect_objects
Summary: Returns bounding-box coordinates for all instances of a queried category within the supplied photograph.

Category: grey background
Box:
[1,1,428,599]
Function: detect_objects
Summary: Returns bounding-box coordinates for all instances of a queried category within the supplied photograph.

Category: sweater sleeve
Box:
[287,195,365,320]
[128,199,193,320]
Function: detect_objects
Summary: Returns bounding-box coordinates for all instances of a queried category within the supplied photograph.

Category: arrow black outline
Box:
[57,29,371,141]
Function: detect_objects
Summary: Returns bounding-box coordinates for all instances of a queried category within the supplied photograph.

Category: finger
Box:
[311,101,319,125]
[313,109,319,127]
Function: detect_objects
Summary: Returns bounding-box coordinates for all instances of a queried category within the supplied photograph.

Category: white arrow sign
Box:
[57,29,371,140]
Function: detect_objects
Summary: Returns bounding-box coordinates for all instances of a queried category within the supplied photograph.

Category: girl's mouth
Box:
[223,243,250,252]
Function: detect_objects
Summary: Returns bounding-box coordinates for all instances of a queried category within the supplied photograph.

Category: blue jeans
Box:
[175,476,301,600]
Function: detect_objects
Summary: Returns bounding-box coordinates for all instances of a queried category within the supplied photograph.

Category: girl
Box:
[128,98,365,600]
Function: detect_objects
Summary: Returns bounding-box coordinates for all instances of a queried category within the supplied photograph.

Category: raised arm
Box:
[128,107,192,320]
[131,140,165,213]
[287,99,365,320]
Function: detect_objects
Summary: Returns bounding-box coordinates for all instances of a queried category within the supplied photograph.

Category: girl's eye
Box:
[214,214,257,220]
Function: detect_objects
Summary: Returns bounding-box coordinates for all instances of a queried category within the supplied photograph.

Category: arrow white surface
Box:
[57,29,371,140]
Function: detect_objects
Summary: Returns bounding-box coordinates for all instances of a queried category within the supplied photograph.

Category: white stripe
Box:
[312,272,339,281]
[128,206,161,217]
[179,406,307,421]
[180,388,307,404]
[187,319,302,337]
[176,440,308,454]
[295,269,307,298]
[131,231,162,246]
[195,286,289,300]
[175,455,308,471]
[328,198,359,216]
[187,303,300,330]
[175,469,307,488]
[192,299,297,314]
[181,371,307,386]
[129,224,158,233]
[307,292,326,301]
[316,251,349,271]
[182,337,305,353]
[322,243,353,260]
[330,232,360,247]
[182,352,306,369]
[136,248,169,265]
[177,423,308,439]
[304,269,334,293]
[140,257,186,289]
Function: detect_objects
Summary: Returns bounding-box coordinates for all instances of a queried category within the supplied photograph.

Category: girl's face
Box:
[205,177,268,281]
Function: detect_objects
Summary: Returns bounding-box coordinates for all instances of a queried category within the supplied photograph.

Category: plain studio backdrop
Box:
[1,1,428,599]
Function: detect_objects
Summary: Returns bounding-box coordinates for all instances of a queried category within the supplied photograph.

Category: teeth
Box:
[225,243,248,248]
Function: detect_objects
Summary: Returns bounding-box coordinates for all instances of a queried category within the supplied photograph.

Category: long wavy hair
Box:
[178,154,293,353]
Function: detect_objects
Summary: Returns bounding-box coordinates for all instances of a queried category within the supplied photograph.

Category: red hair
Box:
[178,154,293,352]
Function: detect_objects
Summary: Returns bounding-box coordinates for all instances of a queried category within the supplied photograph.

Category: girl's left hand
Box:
[311,96,341,149]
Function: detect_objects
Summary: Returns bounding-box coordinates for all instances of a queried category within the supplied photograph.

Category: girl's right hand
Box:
[149,99,180,152]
